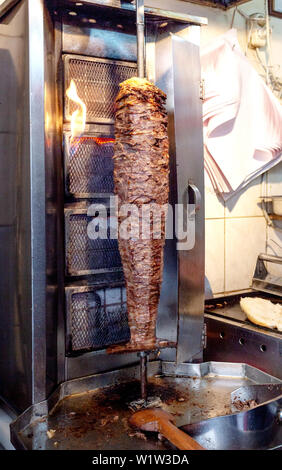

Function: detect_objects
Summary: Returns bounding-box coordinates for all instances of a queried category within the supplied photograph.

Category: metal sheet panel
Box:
[0,0,47,412]
[154,27,205,363]
[28,0,47,406]
[0,0,32,412]
[172,32,205,363]
[152,24,184,360]
[62,13,137,61]
[204,314,282,380]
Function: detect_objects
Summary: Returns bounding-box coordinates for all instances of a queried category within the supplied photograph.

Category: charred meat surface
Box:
[113,77,169,348]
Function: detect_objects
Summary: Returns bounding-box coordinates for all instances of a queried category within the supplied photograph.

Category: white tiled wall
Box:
[225,217,266,292]
[205,163,282,298]
[205,218,225,295]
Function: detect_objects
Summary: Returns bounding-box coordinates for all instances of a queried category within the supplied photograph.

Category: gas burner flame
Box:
[66,79,86,139]
[69,136,115,159]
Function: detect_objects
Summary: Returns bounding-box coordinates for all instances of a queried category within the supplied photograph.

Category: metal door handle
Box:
[188,182,201,214]
[177,182,201,251]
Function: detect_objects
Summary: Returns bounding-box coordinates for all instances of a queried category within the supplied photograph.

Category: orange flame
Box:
[69,136,115,158]
[66,80,86,138]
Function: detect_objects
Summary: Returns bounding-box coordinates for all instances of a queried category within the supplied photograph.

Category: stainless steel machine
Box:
[0,0,206,413]
[0,0,281,451]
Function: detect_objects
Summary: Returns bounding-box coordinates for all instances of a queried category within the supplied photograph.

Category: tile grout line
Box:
[205,215,265,220]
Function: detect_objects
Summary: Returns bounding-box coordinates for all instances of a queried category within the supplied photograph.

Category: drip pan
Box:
[10,361,282,450]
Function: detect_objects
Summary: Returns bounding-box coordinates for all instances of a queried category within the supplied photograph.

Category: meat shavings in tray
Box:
[231,399,258,412]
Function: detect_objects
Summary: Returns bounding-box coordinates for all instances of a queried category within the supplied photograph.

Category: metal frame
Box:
[269,0,282,18]
[178,0,251,10]
[51,1,208,26]
[63,131,115,198]
[28,0,47,406]
[64,205,123,277]
[252,253,282,296]
[65,282,128,353]
[0,1,208,25]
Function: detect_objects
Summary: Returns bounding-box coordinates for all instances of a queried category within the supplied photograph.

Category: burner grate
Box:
[64,55,137,124]
[65,209,122,276]
[66,286,129,352]
[64,135,115,197]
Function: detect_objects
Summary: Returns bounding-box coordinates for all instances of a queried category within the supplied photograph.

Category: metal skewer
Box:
[136,0,145,79]
[136,0,147,402]
[139,351,148,401]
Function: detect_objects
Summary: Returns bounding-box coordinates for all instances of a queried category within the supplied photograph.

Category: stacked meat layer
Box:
[114,77,169,349]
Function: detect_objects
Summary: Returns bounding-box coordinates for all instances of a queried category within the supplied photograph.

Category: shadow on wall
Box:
[205,276,213,299]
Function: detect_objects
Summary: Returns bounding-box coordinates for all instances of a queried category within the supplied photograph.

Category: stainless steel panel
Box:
[204,314,282,379]
[0,0,33,412]
[62,14,138,61]
[66,348,141,380]
[152,24,182,361]
[172,32,205,363]
[0,0,47,412]
[28,0,47,406]
[163,360,281,383]
[153,27,205,363]
[181,402,282,450]
[50,1,208,26]
[44,5,65,396]
[64,54,137,124]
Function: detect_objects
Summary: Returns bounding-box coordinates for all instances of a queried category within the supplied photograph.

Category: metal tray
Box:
[10,361,282,450]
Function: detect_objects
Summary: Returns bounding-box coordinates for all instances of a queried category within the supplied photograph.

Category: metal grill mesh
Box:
[66,136,115,196]
[66,213,121,276]
[65,57,137,122]
[70,287,129,351]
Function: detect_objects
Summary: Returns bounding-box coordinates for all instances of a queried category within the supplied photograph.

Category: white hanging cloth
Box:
[201,29,282,200]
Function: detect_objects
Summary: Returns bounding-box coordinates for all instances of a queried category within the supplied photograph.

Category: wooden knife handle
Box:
[159,418,205,450]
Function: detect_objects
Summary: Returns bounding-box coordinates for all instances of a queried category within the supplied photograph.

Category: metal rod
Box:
[136,0,145,78]
[136,0,146,402]
[139,351,148,401]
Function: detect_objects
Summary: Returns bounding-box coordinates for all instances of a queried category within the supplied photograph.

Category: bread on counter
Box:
[240,297,282,332]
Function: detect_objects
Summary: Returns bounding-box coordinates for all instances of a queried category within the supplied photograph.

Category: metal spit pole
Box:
[139,351,148,401]
[136,0,148,402]
[136,0,145,79]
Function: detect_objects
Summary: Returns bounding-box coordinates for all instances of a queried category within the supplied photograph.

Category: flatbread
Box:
[240,297,282,332]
